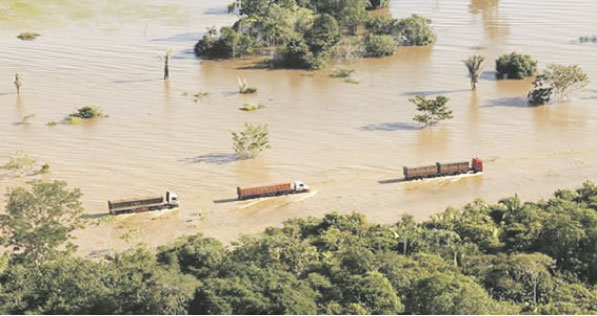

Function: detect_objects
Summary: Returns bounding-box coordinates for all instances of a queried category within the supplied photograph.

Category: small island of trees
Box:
[194,0,436,69]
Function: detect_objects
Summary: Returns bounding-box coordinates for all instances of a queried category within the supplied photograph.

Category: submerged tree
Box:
[163,49,173,80]
[410,95,453,127]
[0,150,37,174]
[13,73,22,94]
[0,181,84,266]
[464,54,485,90]
[495,52,537,79]
[232,123,271,159]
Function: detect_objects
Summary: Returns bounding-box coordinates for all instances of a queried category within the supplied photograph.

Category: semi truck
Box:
[403,158,483,181]
[108,191,180,215]
[237,181,310,200]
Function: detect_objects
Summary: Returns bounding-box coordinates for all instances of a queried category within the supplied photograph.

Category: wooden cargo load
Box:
[237,183,293,200]
[436,161,470,175]
[403,165,438,180]
[108,196,164,213]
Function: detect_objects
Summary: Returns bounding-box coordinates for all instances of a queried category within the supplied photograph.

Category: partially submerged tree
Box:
[66,106,106,124]
[495,52,537,79]
[238,77,257,94]
[363,34,395,57]
[410,95,453,127]
[232,123,271,159]
[464,54,485,90]
[0,180,84,266]
[162,49,173,80]
[13,73,22,95]
[365,14,436,46]
[528,64,590,105]
[16,32,40,41]
[1,150,37,174]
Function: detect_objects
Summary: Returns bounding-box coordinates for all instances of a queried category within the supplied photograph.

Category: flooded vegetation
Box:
[2,180,597,313]
[1,0,596,265]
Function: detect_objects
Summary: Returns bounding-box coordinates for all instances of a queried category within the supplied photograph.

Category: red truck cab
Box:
[472,158,483,172]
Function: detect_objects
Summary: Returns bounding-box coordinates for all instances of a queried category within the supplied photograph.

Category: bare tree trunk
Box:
[164,55,169,80]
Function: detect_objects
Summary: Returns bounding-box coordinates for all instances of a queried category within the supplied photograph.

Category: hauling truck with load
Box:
[403,158,483,181]
[237,181,310,200]
[108,191,180,215]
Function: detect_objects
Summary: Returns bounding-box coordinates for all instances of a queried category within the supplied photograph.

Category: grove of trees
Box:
[195,0,436,69]
[2,180,597,314]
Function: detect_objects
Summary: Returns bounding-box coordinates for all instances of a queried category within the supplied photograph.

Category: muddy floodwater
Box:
[1,0,596,255]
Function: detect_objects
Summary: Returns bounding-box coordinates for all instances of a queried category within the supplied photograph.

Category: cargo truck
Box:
[237,181,310,200]
[403,158,483,181]
[108,191,179,215]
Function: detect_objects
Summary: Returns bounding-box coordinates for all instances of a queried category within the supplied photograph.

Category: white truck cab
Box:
[166,191,180,207]
[293,181,310,193]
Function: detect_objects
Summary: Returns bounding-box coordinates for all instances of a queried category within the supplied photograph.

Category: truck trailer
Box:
[403,158,483,180]
[237,181,310,200]
[108,191,179,215]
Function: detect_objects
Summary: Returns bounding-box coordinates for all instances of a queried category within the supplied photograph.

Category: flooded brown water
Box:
[1,0,596,255]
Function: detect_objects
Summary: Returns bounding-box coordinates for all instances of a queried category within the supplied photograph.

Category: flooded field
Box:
[1,0,596,255]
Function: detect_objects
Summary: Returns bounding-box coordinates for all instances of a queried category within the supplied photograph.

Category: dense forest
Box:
[1,180,597,314]
[194,0,435,69]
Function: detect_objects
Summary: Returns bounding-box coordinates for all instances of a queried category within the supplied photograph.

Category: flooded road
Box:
[1,0,596,254]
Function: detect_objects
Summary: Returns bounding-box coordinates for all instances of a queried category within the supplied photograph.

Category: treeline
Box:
[194,0,435,69]
[1,181,597,314]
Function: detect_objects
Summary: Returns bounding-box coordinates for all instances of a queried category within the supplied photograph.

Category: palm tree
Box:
[464,54,485,90]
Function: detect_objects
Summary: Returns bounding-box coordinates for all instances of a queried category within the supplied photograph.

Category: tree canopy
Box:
[2,181,597,314]
[195,0,436,69]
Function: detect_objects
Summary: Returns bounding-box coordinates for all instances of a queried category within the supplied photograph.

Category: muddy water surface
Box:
[1,0,596,255]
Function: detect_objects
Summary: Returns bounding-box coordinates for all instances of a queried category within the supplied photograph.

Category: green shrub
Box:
[273,39,324,70]
[46,121,57,127]
[528,87,553,105]
[17,32,40,41]
[232,123,271,159]
[366,14,435,46]
[495,52,537,79]
[395,14,436,45]
[365,16,399,35]
[240,103,262,111]
[1,150,36,172]
[363,34,395,57]
[69,106,105,119]
[65,117,82,124]
[39,164,50,174]
[195,27,254,59]
[304,13,341,55]
[330,68,355,78]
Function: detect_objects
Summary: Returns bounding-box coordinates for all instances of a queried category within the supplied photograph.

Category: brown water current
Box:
[1,0,596,256]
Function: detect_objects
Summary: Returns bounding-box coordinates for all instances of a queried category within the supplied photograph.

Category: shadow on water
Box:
[378,178,407,184]
[402,89,470,96]
[0,92,17,96]
[483,97,530,108]
[480,70,498,81]
[213,197,239,204]
[182,153,238,165]
[113,78,161,84]
[222,91,241,97]
[360,122,422,131]
[205,7,229,15]
[82,213,111,220]
[151,32,202,42]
